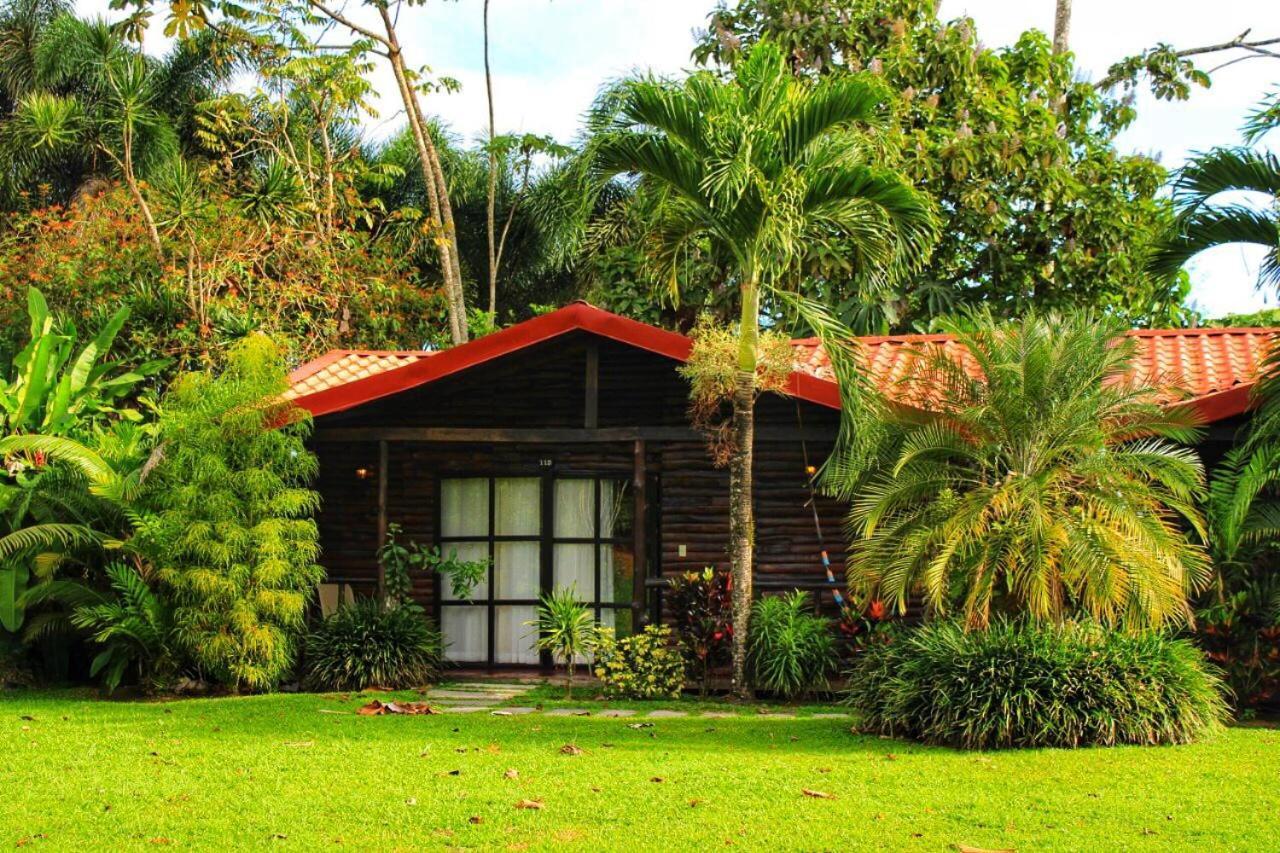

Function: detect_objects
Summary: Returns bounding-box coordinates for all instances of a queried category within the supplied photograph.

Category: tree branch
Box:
[308,0,389,48]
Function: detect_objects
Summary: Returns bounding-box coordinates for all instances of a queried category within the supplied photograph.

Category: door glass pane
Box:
[441,478,489,537]
[442,606,486,663]
[495,605,538,664]
[601,479,633,539]
[600,543,634,609]
[554,479,594,538]
[494,542,539,599]
[494,478,540,535]
[440,541,489,601]
[553,544,595,599]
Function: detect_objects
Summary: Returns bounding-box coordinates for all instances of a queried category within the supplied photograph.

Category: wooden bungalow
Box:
[285,302,1276,669]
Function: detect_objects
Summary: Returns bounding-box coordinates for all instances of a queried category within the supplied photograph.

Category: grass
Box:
[3,688,1279,850]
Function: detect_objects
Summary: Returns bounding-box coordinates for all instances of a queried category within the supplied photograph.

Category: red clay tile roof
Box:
[286,303,1277,423]
[284,349,436,402]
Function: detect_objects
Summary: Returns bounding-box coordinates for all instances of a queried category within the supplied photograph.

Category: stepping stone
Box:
[491,707,536,716]
[647,710,688,718]
[599,709,637,718]
[428,690,518,700]
[701,712,737,718]
[443,706,489,713]
[759,713,796,719]
[811,713,850,719]
[545,709,591,717]
[452,683,532,693]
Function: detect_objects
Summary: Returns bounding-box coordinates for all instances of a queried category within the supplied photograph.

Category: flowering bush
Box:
[593,625,685,699]
[665,568,732,695]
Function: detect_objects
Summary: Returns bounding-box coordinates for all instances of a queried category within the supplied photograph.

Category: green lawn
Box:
[2,688,1277,851]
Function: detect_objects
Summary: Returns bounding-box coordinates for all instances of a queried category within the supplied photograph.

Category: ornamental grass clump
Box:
[305,599,444,691]
[845,619,1230,749]
[748,591,837,699]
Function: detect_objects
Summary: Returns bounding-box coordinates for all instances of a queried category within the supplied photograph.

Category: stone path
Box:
[418,681,852,720]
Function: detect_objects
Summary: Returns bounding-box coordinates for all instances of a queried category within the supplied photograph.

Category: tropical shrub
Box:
[593,624,685,700]
[528,585,597,699]
[828,311,1211,630]
[305,599,443,691]
[665,567,731,695]
[846,620,1230,749]
[65,562,176,693]
[378,522,488,608]
[142,334,323,691]
[747,591,837,699]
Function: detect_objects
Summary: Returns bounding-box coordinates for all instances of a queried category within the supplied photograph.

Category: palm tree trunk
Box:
[377,9,469,345]
[118,127,162,259]
[728,279,759,699]
[483,0,498,316]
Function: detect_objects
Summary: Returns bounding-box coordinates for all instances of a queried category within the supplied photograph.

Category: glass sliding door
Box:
[439,477,541,665]
[438,474,636,667]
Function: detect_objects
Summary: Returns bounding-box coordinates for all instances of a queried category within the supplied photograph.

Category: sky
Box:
[80,0,1280,318]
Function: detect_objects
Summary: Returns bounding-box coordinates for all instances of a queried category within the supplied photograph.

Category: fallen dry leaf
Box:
[357,700,438,716]
[802,789,835,799]
[559,744,583,756]
[469,816,483,825]
[627,722,654,729]
[504,769,519,779]
[650,777,664,783]
[515,799,544,810]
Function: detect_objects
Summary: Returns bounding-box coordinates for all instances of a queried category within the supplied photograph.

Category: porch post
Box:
[376,439,388,598]
[632,438,647,626]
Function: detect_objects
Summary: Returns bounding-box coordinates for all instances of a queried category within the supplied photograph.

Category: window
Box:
[437,475,635,666]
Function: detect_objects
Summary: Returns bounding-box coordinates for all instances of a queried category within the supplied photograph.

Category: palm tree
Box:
[1151,94,1280,293]
[592,42,935,694]
[830,311,1212,630]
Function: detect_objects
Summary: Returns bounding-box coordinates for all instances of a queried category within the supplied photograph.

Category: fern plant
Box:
[23,561,176,692]
[528,585,597,699]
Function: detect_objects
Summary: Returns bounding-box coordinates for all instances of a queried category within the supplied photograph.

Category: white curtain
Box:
[442,606,486,663]
[553,544,594,598]
[554,479,594,538]
[495,542,539,598]
[495,605,539,664]
[441,478,488,537]
[495,478,540,535]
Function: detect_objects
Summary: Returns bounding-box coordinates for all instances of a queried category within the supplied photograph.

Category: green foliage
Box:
[528,585,597,698]
[845,619,1230,749]
[747,591,836,699]
[377,521,488,607]
[1151,119,1280,294]
[143,334,322,691]
[695,0,1193,331]
[829,311,1210,629]
[665,567,731,695]
[0,289,158,632]
[304,598,443,691]
[64,561,175,692]
[593,624,685,700]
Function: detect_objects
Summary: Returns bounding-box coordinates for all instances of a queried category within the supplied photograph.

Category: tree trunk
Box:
[119,126,162,259]
[378,9,469,345]
[483,0,498,316]
[1052,0,1072,55]
[728,280,759,699]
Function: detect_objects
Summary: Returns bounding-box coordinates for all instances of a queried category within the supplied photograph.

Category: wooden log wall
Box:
[310,332,851,620]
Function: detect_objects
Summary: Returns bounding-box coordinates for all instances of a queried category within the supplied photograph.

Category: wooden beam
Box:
[584,341,599,428]
[314,426,834,443]
[376,439,389,598]
[632,438,647,626]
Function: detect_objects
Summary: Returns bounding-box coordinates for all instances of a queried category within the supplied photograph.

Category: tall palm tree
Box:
[830,311,1212,630]
[1151,95,1280,293]
[592,42,936,694]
